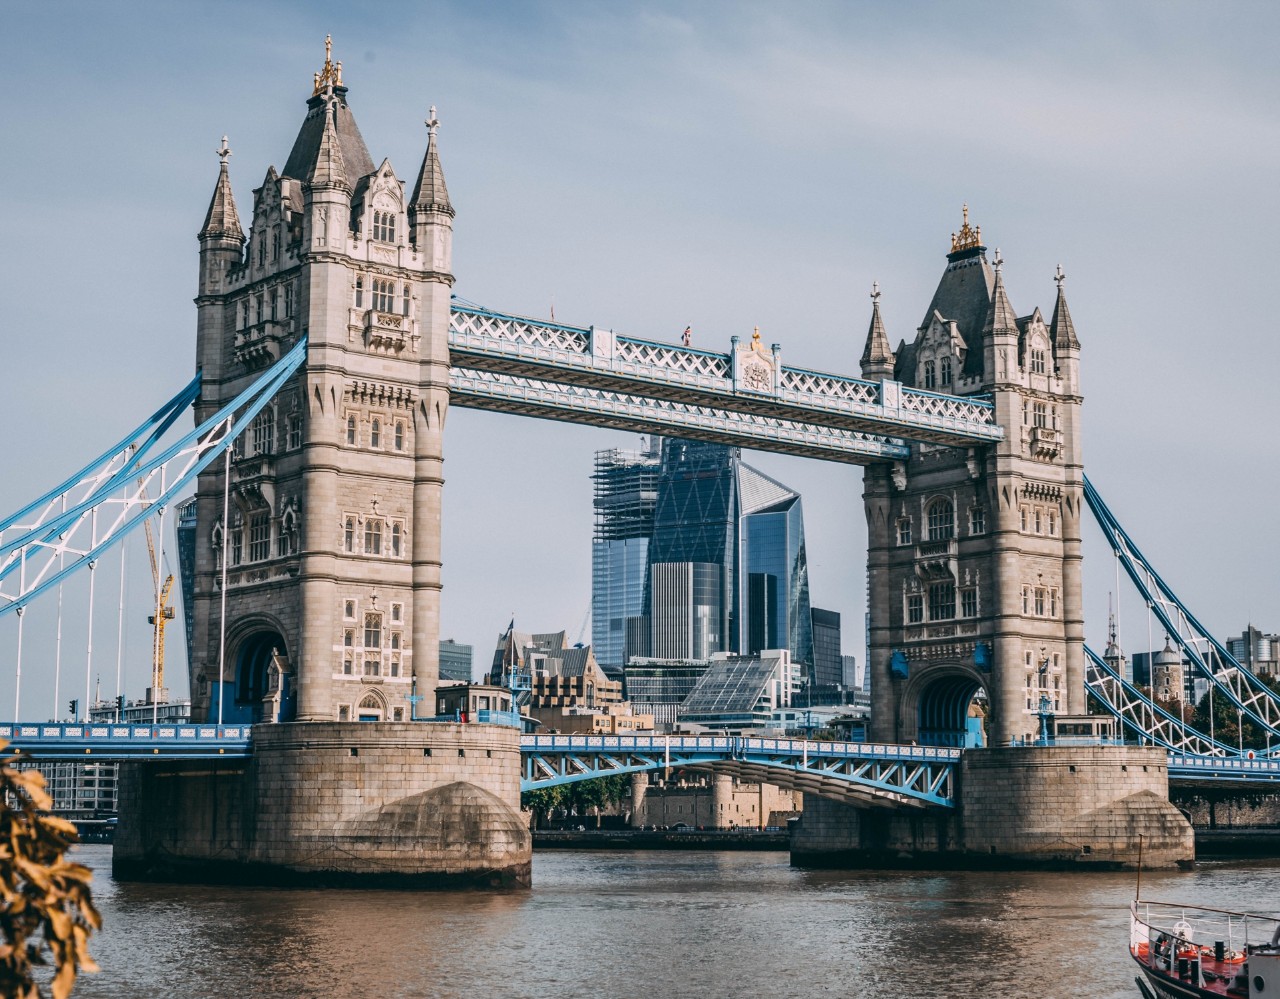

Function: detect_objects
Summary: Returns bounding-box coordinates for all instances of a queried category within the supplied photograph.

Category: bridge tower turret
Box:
[195,137,245,425]
[863,209,1085,746]
[188,41,454,726]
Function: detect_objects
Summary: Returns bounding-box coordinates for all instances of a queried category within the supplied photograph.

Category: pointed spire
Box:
[982,248,1018,335]
[1050,263,1081,350]
[200,136,244,241]
[860,281,896,377]
[410,105,453,217]
[307,97,348,189]
[1104,594,1122,660]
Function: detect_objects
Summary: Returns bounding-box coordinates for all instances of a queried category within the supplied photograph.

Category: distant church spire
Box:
[410,105,453,218]
[1051,263,1081,351]
[199,136,244,242]
[860,280,896,380]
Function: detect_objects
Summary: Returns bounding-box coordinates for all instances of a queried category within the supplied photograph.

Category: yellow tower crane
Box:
[142,502,175,703]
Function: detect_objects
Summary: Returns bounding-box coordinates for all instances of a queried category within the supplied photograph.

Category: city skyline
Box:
[2,3,1278,712]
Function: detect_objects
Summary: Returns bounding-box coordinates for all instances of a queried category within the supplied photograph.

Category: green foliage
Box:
[1192,674,1280,751]
[521,773,633,827]
[0,740,100,999]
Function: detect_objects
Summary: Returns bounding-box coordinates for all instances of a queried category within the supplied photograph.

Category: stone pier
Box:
[791,746,1194,870]
[113,722,531,888]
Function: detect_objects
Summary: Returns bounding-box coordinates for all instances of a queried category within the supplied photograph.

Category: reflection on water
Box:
[69,845,1279,999]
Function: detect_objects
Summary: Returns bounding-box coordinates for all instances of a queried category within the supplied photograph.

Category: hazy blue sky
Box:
[1,2,1277,711]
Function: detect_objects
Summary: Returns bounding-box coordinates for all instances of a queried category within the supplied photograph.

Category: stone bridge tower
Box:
[861,210,1084,747]
[191,41,453,725]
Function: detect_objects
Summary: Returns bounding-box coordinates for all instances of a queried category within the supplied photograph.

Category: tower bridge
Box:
[4,40,1274,883]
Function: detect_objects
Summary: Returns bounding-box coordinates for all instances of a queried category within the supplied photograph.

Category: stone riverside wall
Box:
[1171,785,1280,858]
[113,722,530,888]
[791,746,1194,870]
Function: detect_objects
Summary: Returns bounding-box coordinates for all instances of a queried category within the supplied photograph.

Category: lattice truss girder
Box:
[449,305,1002,447]
[520,737,957,808]
[449,368,910,465]
[0,340,308,617]
[1084,646,1234,756]
[1084,477,1280,743]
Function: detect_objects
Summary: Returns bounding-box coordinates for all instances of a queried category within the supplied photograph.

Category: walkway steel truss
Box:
[0,340,307,617]
[449,369,910,464]
[519,734,958,808]
[1084,476,1280,742]
[449,304,1003,452]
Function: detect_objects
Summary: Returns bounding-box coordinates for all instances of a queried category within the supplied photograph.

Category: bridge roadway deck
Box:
[3,725,1276,792]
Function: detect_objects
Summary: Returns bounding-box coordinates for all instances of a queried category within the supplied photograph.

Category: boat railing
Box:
[1131,898,1280,979]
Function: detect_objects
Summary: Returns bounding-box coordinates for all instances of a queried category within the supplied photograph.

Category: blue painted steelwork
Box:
[519,734,959,808]
[0,374,201,546]
[0,722,250,760]
[1168,755,1280,783]
[0,339,307,617]
[1084,476,1280,741]
[1084,645,1240,757]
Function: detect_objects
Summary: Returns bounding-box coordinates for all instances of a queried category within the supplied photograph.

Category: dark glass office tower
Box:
[646,441,739,658]
[635,439,816,674]
[738,463,814,670]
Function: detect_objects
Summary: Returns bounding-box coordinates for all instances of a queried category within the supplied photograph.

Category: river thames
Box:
[68,846,1278,999]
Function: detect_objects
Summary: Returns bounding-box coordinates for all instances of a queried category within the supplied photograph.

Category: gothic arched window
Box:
[926,498,954,541]
[923,360,936,389]
[344,517,354,553]
[346,415,357,446]
[364,519,382,555]
[370,419,381,449]
[394,421,405,451]
[940,357,952,386]
[373,278,395,312]
[372,211,396,243]
[391,523,402,557]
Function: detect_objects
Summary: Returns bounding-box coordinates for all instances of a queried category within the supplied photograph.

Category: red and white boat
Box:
[1131,899,1280,998]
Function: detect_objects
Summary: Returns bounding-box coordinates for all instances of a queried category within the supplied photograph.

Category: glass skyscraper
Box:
[591,439,662,667]
[591,438,818,676]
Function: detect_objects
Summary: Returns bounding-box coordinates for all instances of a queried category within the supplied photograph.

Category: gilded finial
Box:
[216,135,232,164]
[871,280,880,304]
[949,203,983,253]
[752,325,761,344]
[1054,263,1065,289]
[312,35,343,96]
[426,105,439,135]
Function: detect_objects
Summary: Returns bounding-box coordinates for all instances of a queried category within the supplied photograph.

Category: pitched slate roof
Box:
[200,155,243,241]
[410,115,452,216]
[282,89,375,184]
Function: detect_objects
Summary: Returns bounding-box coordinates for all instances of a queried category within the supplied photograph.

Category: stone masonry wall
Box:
[959,746,1193,868]
[114,722,530,888]
[792,746,1194,870]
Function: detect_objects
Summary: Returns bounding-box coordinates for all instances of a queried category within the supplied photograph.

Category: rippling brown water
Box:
[65,846,1280,999]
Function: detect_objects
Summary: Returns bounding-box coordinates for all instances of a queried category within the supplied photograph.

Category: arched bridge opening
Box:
[229,630,294,725]
[916,674,986,749]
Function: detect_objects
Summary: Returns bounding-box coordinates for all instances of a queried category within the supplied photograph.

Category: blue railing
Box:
[1,722,251,759]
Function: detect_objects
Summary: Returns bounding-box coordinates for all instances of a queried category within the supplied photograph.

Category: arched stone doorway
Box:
[356,690,385,722]
[234,630,292,724]
[914,671,986,748]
